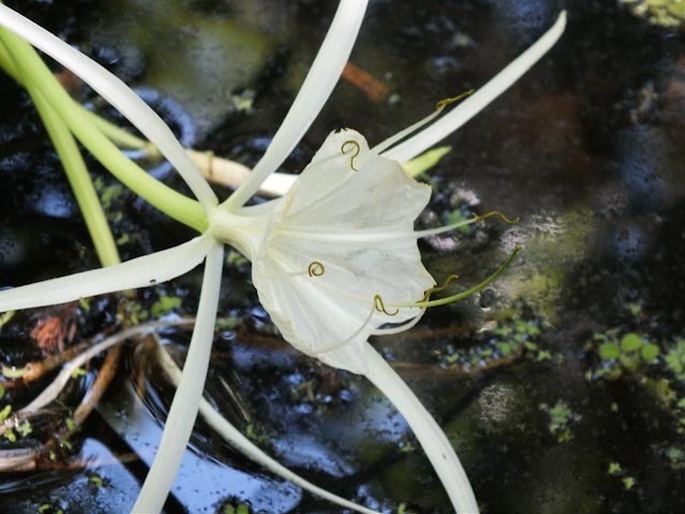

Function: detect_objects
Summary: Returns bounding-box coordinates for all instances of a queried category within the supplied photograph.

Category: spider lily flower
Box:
[0,2,566,513]
[213,128,434,375]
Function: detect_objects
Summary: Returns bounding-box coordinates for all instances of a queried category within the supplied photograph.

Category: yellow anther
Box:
[308,261,325,277]
[374,294,399,316]
[423,274,460,302]
[435,89,475,111]
[340,140,361,171]
[474,211,520,224]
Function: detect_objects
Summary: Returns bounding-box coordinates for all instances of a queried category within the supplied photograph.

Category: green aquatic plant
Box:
[588,330,661,381]
[438,306,551,370]
[37,503,64,514]
[608,461,638,490]
[585,304,683,385]
[620,0,685,27]
[220,501,251,514]
[493,317,546,358]
[540,400,582,443]
[585,306,685,471]
[665,338,685,381]
[0,2,567,512]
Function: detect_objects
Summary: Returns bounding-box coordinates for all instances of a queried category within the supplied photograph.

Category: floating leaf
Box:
[600,342,621,360]
[151,295,182,317]
[640,343,660,362]
[620,332,644,352]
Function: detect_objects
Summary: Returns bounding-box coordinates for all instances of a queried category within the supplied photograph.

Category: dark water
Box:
[0,0,683,512]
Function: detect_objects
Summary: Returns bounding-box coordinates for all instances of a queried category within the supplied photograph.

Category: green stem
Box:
[0,40,119,267]
[1,42,165,166]
[81,106,159,155]
[0,35,17,77]
[0,27,207,233]
[34,85,121,266]
[419,245,522,308]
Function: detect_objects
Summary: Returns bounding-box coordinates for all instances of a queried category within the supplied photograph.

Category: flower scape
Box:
[0,2,566,513]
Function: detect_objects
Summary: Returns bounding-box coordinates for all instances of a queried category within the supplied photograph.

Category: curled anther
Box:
[422,274,460,302]
[307,261,325,277]
[374,294,399,316]
[474,210,520,224]
[417,245,522,308]
[435,89,475,111]
[340,140,361,171]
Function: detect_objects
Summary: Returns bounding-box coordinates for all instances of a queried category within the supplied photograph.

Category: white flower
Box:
[214,129,433,374]
[0,2,567,513]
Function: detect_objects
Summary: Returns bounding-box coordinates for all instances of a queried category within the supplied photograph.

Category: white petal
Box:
[258,171,298,197]
[0,235,214,312]
[222,0,369,210]
[251,130,434,374]
[363,342,479,513]
[156,347,382,514]
[280,129,431,232]
[132,242,224,513]
[382,11,567,163]
[0,4,217,207]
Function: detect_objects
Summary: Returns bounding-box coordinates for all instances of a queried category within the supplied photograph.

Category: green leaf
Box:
[3,428,16,442]
[608,462,623,475]
[626,303,641,316]
[151,295,182,317]
[65,417,77,432]
[665,346,685,377]
[620,333,643,353]
[619,354,639,372]
[496,341,515,356]
[402,146,451,177]
[640,343,660,362]
[16,420,32,437]
[536,350,552,361]
[622,476,635,490]
[599,342,621,360]
[548,401,572,426]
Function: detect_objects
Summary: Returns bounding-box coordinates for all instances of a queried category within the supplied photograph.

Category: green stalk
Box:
[0,27,207,233]
[81,106,159,155]
[31,85,121,267]
[0,41,119,266]
[1,42,164,167]
[419,245,522,308]
[0,35,17,77]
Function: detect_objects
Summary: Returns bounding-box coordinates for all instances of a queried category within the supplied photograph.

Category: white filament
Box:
[380,11,567,164]
[132,242,224,513]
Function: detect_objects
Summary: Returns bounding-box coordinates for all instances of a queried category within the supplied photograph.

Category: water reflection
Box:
[0,0,683,512]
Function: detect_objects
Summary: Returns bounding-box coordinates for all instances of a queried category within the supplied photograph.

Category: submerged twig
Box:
[1,341,91,389]
[341,61,391,102]
[72,344,120,426]
[20,321,187,414]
